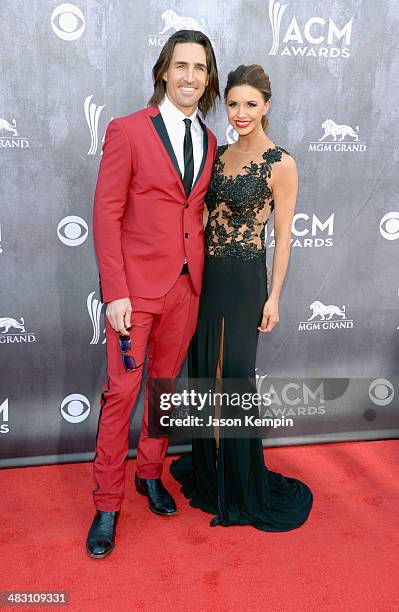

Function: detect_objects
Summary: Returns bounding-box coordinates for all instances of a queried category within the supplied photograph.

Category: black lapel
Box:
[192,115,209,190]
[151,113,182,181]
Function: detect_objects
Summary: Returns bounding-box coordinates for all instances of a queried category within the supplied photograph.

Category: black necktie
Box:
[183,118,194,197]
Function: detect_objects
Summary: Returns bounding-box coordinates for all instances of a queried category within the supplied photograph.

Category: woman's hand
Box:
[258,296,279,333]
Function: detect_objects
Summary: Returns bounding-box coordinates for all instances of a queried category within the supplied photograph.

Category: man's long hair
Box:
[148,30,220,117]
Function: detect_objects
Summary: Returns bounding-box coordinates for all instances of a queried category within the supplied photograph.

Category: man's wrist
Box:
[103,294,130,304]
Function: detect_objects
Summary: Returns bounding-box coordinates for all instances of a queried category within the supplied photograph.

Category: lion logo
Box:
[0,317,26,333]
[308,301,346,321]
[159,10,205,34]
[0,118,18,137]
[319,119,359,142]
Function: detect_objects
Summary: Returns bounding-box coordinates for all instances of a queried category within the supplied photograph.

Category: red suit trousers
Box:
[93,273,199,511]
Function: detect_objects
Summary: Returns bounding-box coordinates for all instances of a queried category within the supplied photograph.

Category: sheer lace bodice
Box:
[204,144,291,259]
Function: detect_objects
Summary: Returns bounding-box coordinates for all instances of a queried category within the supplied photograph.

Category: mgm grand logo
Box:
[0,316,37,343]
[298,301,354,331]
[148,10,214,47]
[309,119,367,152]
[0,118,30,149]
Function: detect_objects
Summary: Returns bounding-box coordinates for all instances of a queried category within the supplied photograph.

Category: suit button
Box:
[185,232,189,238]
[185,203,189,208]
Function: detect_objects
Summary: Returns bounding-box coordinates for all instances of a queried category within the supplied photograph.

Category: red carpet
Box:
[1,440,398,611]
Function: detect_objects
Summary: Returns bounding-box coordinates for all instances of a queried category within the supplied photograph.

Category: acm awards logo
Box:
[266,213,334,248]
[0,117,30,149]
[226,124,239,145]
[148,9,213,47]
[397,289,399,331]
[87,292,106,345]
[267,0,353,58]
[51,3,85,41]
[309,119,367,153]
[0,316,37,344]
[255,376,326,417]
[0,399,9,434]
[84,95,113,156]
[298,300,354,331]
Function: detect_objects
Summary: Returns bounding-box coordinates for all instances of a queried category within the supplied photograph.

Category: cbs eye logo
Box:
[379,212,399,241]
[368,378,394,407]
[61,394,90,423]
[57,215,88,246]
[51,3,85,41]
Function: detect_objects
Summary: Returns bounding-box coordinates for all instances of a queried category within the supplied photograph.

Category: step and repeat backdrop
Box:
[1,1,398,467]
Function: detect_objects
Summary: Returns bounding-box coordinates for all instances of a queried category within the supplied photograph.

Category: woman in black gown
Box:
[170,64,313,531]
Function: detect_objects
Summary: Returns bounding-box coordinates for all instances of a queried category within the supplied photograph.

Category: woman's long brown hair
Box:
[224,64,271,130]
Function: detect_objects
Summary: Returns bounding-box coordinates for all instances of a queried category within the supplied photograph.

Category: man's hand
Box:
[106,297,132,335]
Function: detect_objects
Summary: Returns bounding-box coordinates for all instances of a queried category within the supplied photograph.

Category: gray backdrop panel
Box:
[0,0,398,467]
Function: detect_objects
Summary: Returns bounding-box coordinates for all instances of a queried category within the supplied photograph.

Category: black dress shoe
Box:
[86,510,119,558]
[135,472,177,516]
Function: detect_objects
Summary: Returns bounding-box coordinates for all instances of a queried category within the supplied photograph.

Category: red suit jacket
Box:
[93,105,217,303]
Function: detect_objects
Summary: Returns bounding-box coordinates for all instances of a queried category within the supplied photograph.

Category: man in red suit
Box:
[86,30,219,558]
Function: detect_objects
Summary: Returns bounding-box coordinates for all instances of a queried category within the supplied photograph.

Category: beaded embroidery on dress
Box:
[204,144,291,259]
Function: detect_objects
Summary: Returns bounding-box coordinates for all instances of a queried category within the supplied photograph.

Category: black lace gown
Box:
[170,144,313,531]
